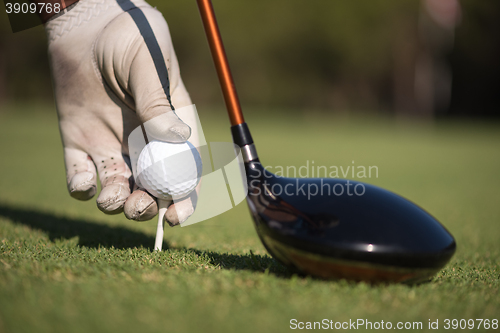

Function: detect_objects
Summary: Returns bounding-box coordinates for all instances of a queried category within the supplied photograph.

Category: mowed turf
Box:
[0,104,499,333]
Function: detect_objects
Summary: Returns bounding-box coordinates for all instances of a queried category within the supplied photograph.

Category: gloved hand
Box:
[45,0,199,225]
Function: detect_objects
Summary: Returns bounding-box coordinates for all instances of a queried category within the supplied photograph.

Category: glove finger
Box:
[128,8,191,143]
[96,7,191,143]
[142,111,191,144]
[95,154,133,214]
[124,186,158,221]
[164,183,200,227]
[64,148,97,201]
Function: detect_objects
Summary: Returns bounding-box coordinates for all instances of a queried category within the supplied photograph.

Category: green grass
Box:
[1,104,499,333]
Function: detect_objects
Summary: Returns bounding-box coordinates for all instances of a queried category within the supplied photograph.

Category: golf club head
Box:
[245,161,456,283]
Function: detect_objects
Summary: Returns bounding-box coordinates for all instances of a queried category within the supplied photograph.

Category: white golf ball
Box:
[137,140,202,200]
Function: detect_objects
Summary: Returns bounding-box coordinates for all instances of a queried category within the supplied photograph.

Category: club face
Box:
[245,161,456,283]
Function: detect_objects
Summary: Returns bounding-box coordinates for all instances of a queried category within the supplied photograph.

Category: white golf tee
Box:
[154,199,168,251]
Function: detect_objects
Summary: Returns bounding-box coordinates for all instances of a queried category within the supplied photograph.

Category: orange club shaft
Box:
[196,0,245,126]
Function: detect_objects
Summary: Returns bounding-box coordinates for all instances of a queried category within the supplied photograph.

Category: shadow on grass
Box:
[1,204,430,283]
[191,249,293,279]
[0,203,294,278]
[0,203,169,250]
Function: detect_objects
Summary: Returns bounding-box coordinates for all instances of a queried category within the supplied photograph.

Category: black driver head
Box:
[245,161,456,283]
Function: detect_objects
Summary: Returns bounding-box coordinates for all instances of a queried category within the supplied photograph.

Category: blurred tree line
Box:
[0,0,498,117]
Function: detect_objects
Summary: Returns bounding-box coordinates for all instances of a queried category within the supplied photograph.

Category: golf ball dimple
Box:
[137,140,202,200]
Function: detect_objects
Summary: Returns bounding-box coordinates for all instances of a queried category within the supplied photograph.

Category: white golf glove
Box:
[45,0,198,225]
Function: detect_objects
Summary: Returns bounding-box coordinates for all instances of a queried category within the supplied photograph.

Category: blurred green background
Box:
[0,0,499,117]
